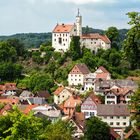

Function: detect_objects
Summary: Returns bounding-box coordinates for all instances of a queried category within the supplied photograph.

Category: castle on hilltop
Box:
[52,10,111,53]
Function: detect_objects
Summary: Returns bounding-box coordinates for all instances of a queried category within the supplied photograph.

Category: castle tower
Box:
[76,9,82,36]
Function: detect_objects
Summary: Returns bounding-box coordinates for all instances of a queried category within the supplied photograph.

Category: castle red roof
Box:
[53,24,74,33]
[81,33,111,44]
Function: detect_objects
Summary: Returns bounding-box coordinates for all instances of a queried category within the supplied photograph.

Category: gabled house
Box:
[81,93,101,118]
[32,105,62,123]
[53,86,72,104]
[95,66,111,80]
[81,34,111,54]
[69,112,85,139]
[19,90,34,101]
[97,104,130,136]
[68,64,90,86]
[95,79,137,95]
[84,73,96,91]
[0,83,17,96]
[83,66,111,92]
[104,87,134,104]
[63,96,81,116]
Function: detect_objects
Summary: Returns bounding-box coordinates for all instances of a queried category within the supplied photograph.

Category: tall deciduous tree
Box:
[69,36,81,61]
[123,12,140,69]
[105,27,119,50]
[84,116,110,140]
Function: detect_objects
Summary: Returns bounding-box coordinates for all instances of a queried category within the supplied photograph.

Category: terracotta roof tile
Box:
[0,98,19,105]
[97,66,109,73]
[88,92,101,104]
[81,33,111,44]
[96,73,109,79]
[124,129,133,139]
[24,104,38,114]
[53,24,74,33]
[54,86,65,95]
[110,128,121,139]
[70,64,90,74]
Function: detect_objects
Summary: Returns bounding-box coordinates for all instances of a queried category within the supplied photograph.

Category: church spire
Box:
[77,8,80,16]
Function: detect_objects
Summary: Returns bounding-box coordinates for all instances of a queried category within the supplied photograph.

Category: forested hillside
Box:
[0,28,128,48]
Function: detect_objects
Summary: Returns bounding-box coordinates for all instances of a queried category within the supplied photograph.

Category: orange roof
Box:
[54,86,65,95]
[110,128,121,139]
[64,96,81,108]
[0,98,19,105]
[81,33,111,44]
[24,104,38,114]
[4,83,17,91]
[0,85,4,91]
[124,129,133,139]
[53,24,74,33]
[98,66,109,73]
[96,73,109,79]
[63,96,81,116]
[89,93,101,104]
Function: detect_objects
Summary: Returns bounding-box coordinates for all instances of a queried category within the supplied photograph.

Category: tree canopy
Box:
[84,116,110,140]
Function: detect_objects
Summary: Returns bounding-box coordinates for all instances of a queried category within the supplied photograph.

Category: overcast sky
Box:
[0,0,140,35]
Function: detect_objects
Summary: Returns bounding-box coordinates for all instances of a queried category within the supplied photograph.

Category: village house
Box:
[95,79,138,95]
[84,66,111,91]
[68,63,90,86]
[81,33,111,54]
[32,105,62,123]
[53,86,73,104]
[69,112,85,139]
[52,10,111,53]
[97,104,130,137]
[104,87,135,104]
[81,93,101,118]
[63,95,81,117]
[0,83,17,96]
[52,10,82,52]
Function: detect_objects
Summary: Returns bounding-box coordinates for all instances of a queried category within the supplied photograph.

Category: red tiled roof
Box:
[96,73,109,79]
[0,98,19,105]
[124,129,133,139]
[4,83,17,91]
[70,64,90,74]
[54,86,65,95]
[24,104,38,114]
[81,33,111,44]
[63,96,81,116]
[53,24,74,33]
[97,66,109,73]
[110,128,121,139]
[89,93,101,104]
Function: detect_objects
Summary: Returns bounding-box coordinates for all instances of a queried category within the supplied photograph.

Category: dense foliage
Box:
[0,107,72,140]
[123,12,140,69]
[84,116,110,140]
